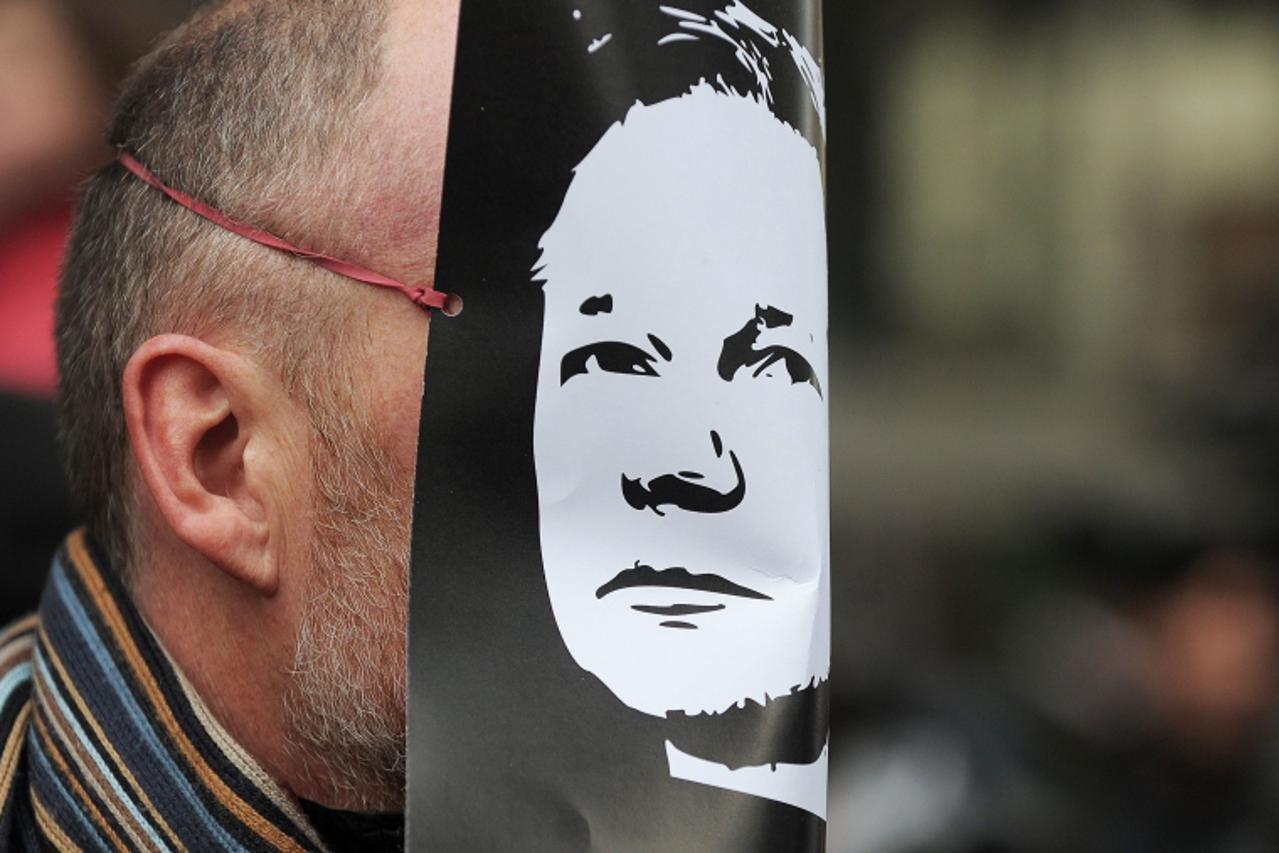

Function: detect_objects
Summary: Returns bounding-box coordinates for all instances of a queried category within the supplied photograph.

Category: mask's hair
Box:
[565,0,824,149]
[532,0,824,288]
[55,0,389,581]
[651,0,825,143]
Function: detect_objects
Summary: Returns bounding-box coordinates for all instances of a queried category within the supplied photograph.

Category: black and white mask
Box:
[534,82,829,814]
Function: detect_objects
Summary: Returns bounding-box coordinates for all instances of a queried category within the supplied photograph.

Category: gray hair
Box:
[56,0,389,578]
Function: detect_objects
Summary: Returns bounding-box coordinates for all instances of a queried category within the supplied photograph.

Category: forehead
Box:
[537,88,826,318]
[350,0,459,279]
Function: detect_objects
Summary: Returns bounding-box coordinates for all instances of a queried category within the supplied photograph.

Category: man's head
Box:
[532,83,830,719]
[55,0,458,810]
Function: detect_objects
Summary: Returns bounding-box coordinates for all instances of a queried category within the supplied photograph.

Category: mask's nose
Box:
[621,430,746,516]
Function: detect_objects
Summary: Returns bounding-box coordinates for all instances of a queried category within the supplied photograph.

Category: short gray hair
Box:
[56,0,389,578]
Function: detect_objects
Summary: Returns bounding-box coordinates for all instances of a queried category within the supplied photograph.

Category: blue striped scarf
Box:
[0,530,332,851]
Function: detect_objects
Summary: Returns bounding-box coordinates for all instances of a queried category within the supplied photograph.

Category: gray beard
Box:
[282,412,412,811]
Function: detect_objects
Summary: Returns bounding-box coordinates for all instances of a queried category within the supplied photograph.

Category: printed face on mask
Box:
[533,86,830,718]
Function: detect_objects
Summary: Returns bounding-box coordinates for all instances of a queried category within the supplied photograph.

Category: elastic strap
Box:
[117,151,456,314]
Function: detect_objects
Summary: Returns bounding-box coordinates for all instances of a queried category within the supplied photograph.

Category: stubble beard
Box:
[283,400,413,812]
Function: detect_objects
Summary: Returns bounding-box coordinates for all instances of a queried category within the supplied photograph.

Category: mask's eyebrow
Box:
[750,305,820,348]
[580,294,614,316]
[754,304,793,331]
[718,304,823,397]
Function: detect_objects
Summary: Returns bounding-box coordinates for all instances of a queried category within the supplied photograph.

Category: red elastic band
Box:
[117,150,454,314]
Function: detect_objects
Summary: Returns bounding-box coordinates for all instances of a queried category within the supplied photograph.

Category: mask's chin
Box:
[661,676,829,771]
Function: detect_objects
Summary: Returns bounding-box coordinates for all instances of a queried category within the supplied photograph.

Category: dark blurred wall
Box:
[0,394,73,623]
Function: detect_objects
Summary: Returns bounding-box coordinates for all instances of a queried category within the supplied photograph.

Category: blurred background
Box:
[4,0,1279,850]
[0,0,197,621]
[825,2,1279,851]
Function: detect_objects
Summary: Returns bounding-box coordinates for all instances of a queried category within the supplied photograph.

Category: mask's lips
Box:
[595,562,772,601]
[632,603,726,616]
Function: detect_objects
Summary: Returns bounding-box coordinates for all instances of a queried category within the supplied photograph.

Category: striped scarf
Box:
[0,530,332,851]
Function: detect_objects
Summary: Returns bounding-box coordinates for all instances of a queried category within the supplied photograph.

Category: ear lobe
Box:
[123,334,278,594]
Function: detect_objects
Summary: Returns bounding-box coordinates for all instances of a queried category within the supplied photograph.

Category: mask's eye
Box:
[748,347,823,398]
[561,342,660,385]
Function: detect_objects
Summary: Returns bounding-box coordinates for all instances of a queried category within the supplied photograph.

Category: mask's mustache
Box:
[622,432,745,516]
[596,563,770,600]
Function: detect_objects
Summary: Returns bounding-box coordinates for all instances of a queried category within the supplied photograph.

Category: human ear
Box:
[122,334,278,594]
